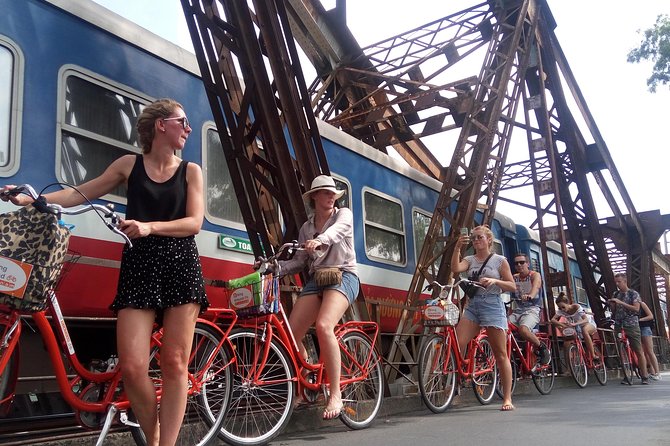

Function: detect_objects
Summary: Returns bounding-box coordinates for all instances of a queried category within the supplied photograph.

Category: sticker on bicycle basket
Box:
[0,255,33,299]
[424,305,445,320]
[229,287,254,309]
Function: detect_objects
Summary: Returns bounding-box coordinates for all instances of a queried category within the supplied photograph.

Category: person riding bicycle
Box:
[451,224,517,411]
[273,175,360,420]
[608,272,649,385]
[550,292,598,363]
[508,253,550,366]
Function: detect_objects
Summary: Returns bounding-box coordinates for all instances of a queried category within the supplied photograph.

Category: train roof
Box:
[45,0,199,75]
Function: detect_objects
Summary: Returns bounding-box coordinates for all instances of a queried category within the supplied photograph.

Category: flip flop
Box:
[323,403,344,420]
[501,403,515,411]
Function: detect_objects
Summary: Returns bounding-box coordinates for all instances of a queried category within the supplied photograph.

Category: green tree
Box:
[627,14,670,92]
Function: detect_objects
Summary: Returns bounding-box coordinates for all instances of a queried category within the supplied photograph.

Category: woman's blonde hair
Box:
[137,98,183,154]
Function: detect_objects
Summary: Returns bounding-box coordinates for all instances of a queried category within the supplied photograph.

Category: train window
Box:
[57,69,148,199]
[363,189,406,265]
[204,128,244,226]
[574,277,588,305]
[332,176,350,209]
[412,209,443,273]
[0,37,23,176]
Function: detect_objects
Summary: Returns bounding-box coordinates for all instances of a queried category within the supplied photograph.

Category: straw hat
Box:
[302,175,345,201]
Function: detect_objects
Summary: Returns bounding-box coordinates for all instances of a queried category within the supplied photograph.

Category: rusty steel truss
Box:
[179,0,669,383]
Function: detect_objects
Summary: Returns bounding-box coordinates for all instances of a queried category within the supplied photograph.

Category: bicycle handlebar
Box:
[254,241,322,275]
[423,278,486,299]
[2,183,133,248]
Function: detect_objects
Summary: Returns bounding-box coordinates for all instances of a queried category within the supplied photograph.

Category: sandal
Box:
[500,402,515,411]
[323,403,343,420]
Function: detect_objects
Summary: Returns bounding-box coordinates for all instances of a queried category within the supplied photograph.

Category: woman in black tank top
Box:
[9,98,207,444]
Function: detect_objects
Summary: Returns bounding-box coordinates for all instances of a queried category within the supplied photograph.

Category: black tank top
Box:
[126,155,188,221]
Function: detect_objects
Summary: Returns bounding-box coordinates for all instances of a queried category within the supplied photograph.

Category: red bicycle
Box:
[495,319,555,396]
[208,242,383,446]
[417,279,499,413]
[603,318,638,385]
[0,184,235,446]
[560,325,607,387]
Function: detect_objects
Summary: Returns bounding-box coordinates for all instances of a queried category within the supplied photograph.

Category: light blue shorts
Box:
[640,326,653,337]
[300,271,360,304]
[463,295,508,330]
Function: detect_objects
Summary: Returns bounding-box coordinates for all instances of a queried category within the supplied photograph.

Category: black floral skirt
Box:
[110,235,208,316]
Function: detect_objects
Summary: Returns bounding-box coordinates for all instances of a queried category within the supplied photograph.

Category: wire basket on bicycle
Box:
[421,282,461,327]
[224,271,280,319]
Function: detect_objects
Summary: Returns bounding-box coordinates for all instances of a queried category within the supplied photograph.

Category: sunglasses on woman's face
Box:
[515,260,526,265]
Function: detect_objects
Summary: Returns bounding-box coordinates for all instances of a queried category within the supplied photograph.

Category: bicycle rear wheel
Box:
[418,333,456,413]
[472,337,497,405]
[568,343,587,388]
[130,322,232,446]
[593,342,608,385]
[532,342,555,395]
[218,329,295,446]
[338,331,383,429]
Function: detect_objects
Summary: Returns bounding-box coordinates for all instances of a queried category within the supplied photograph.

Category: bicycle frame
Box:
[439,326,492,382]
[506,323,549,375]
[1,289,235,416]
[233,300,380,394]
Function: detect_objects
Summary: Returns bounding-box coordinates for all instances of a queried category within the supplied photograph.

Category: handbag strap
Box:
[475,253,494,276]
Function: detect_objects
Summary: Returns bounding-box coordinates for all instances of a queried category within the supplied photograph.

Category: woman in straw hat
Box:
[278,175,359,420]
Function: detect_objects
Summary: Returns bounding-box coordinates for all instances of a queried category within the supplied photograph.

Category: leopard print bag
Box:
[0,204,71,312]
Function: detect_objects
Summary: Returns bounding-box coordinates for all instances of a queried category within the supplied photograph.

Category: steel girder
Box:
[180,0,329,256]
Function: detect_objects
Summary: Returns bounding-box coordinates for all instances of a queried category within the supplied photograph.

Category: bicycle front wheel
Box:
[130,322,232,446]
[593,342,608,386]
[495,358,516,399]
[418,333,456,413]
[532,342,555,395]
[568,343,587,388]
[616,339,633,385]
[219,329,295,446]
[472,337,497,405]
[339,331,383,430]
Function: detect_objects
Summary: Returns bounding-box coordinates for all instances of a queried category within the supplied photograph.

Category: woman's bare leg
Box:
[117,309,159,446]
[156,304,199,446]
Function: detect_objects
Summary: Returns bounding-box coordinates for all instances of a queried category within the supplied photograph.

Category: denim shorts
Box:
[300,271,360,304]
[640,326,653,337]
[463,294,508,330]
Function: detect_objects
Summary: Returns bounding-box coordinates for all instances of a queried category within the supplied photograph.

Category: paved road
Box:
[274,372,669,446]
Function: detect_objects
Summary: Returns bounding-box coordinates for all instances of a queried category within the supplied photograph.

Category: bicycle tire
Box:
[338,331,383,429]
[130,323,232,446]
[568,343,587,388]
[218,329,295,446]
[472,337,497,405]
[593,341,608,386]
[616,339,633,385]
[418,333,456,413]
[532,342,555,395]
[495,357,516,399]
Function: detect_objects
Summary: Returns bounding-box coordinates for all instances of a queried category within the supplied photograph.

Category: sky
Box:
[91,0,670,227]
